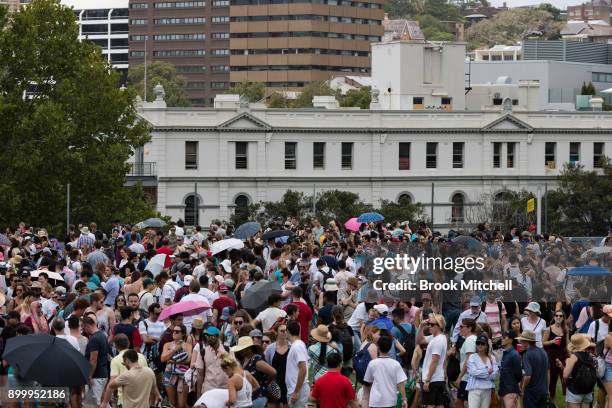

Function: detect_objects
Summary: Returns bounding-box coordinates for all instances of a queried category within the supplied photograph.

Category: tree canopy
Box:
[128,60,190,107]
[0,0,155,233]
[228,80,266,102]
[466,8,562,49]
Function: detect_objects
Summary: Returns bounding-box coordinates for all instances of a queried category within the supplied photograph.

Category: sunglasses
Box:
[555,314,564,318]
[117,299,125,302]
[234,320,244,325]
[426,323,436,327]
[173,329,183,334]
[476,342,487,346]
[262,339,271,344]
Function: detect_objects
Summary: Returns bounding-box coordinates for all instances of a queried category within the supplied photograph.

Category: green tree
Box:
[228,80,265,102]
[537,3,563,21]
[339,86,372,109]
[546,159,612,236]
[378,197,425,225]
[293,82,340,108]
[315,190,372,224]
[128,60,190,107]
[466,8,562,49]
[0,0,154,233]
[384,0,425,18]
[267,92,291,108]
[416,14,456,41]
[422,0,462,21]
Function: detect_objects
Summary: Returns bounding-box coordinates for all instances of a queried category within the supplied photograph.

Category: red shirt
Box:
[156,246,173,268]
[211,295,237,321]
[284,300,312,343]
[311,371,356,408]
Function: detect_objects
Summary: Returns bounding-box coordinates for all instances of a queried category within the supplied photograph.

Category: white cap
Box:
[373,304,389,315]
[183,275,194,286]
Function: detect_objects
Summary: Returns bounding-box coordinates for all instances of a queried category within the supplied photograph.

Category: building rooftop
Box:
[382,15,425,41]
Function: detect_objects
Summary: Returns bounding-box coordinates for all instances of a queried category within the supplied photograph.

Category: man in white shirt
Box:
[254,294,287,332]
[588,305,612,343]
[422,313,447,408]
[162,276,181,305]
[502,254,520,280]
[285,320,309,408]
[451,296,488,343]
[363,336,408,408]
[334,260,354,290]
[347,290,378,349]
[51,317,80,350]
[453,318,477,406]
[197,275,219,305]
[42,287,63,320]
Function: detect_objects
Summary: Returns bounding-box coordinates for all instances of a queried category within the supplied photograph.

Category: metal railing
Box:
[128,162,156,176]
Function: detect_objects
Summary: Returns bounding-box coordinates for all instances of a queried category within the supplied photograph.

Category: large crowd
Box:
[0,218,611,408]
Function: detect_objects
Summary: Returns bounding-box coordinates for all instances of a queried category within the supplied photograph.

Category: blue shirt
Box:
[522,346,549,396]
[465,353,498,391]
[499,347,522,396]
[105,275,120,306]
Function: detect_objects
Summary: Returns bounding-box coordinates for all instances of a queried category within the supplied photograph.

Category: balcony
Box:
[128,161,156,176]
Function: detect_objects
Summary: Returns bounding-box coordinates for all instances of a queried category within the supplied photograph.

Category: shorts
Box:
[457,381,469,401]
[566,389,593,404]
[605,362,612,382]
[421,381,447,406]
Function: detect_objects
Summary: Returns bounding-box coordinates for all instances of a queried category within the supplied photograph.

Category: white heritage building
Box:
[131,89,612,230]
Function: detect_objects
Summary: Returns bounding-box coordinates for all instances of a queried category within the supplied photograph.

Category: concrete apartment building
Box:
[229,0,385,89]
[567,0,612,24]
[128,0,231,106]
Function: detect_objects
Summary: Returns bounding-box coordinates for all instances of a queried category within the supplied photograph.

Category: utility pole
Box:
[66,183,71,238]
[144,36,148,101]
[430,182,435,228]
[194,182,198,226]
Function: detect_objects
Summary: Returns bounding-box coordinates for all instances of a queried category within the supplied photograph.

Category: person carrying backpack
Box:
[560,333,598,408]
[328,305,355,377]
[390,307,415,372]
[354,326,380,384]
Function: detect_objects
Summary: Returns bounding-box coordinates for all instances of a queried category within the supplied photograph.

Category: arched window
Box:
[398,193,412,205]
[493,191,513,222]
[184,194,200,226]
[451,193,465,222]
[234,194,250,220]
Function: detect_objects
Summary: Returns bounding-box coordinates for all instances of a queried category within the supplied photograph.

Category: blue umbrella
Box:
[357,212,384,223]
[567,266,611,276]
[235,221,261,240]
[135,217,166,229]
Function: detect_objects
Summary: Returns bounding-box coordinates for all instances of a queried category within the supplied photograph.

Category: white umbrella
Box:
[600,88,612,93]
[581,246,612,258]
[30,270,64,282]
[210,238,244,256]
[145,253,167,276]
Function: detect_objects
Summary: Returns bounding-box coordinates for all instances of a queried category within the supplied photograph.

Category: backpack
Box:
[353,342,373,384]
[569,352,597,395]
[141,320,162,372]
[393,322,416,369]
[579,308,592,334]
[319,269,334,287]
[331,324,354,363]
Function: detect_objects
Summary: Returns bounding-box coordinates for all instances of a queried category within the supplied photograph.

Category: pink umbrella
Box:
[344,217,362,232]
[159,300,211,321]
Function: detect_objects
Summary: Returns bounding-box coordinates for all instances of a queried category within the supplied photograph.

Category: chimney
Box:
[312,95,339,109]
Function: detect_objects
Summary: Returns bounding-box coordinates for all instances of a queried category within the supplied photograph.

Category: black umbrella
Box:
[262,230,294,241]
[234,221,261,240]
[3,333,90,386]
[62,293,93,316]
[241,280,282,315]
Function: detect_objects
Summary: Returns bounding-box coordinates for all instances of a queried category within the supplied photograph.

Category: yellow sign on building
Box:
[527,198,535,213]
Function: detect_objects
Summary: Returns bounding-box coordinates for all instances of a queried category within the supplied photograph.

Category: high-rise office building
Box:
[62,0,129,83]
[128,0,230,106]
[229,0,384,89]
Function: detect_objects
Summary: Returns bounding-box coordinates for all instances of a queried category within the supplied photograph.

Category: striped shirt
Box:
[76,233,96,249]
[484,301,506,339]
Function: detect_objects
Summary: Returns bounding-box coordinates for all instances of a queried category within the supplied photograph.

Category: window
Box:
[569,142,580,163]
[341,142,353,169]
[426,142,437,169]
[154,33,206,41]
[130,2,149,8]
[130,19,147,25]
[212,32,230,39]
[285,142,297,169]
[493,191,512,222]
[545,142,556,168]
[398,193,412,204]
[493,142,501,168]
[507,142,515,168]
[153,50,205,57]
[154,1,205,8]
[212,65,230,72]
[234,194,250,220]
[313,142,325,169]
[399,142,410,170]
[186,81,206,89]
[212,49,230,55]
[441,97,452,105]
[130,35,147,41]
[130,51,145,57]
[184,194,200,226]
[451,193,464,222]
[177,65,207,73]
[213,0,230,5]
[594,142,605,168]
[185,141,198,169]
[235,142,248,169]
[154,17,205,24]
[211,82,229,88]
[593,72,612,83]
[412,97,423,105]
[452,142,464,168]
[212,16,230,23]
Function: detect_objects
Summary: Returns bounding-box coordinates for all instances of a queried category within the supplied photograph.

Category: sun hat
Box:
[524,302,541,315]
[469,296,481,307]
[231,336,256,352]
[249,329,263,338]
[310,325,332,343]
[323,278,339,292]
[224,279,235,289]
[516,330,537,343]
[568,333,596,352]
[192,317,205,330]
[373,304,389,315]
[80,227,90,235]
[183,275,194,286]
[347,276,359,287]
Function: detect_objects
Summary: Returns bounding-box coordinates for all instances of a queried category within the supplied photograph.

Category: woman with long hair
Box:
[466,335,498,408]
[7,283,26,312]
[308,325,338,381]
[219,353,259,408]
[231,336,276,408]
[161,323,192,408]
[561,334,598,408]
[264,323,289,408]
[543,310,569,400]
[23,301,49,333]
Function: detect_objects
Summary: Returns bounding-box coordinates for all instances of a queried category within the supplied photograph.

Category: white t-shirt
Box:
[285,339,309,395]
[138,319,166,353]
[255,307,287,332]
[460,334,477,377]
[198,287,219,305]
[363,356,407,407]
[422,333,447,382]
[521,317,546,348]
[334,270,355,290]
[588,318,610,343]
[57,334,81,351]
[347,303,368,333]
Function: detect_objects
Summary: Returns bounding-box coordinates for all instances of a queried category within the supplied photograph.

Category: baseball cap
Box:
[373,304,389,315]
[249,329,263,338]
[604,304,612,318]
[469,296,481,307]
[205,326,220,336]
[219,284,229,292]
[476,335,488,345]
[183,275,194,286]
[143,278,155,288]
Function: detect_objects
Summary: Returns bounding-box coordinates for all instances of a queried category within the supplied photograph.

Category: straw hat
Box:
[310,325,332,343]
[80,227,90,235]
[347,276,359,287]
[230,336,256,353]
[516,330,537,343]
[568,333,595,353]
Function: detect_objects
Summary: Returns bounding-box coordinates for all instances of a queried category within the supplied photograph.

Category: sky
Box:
[489,0,580,9]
